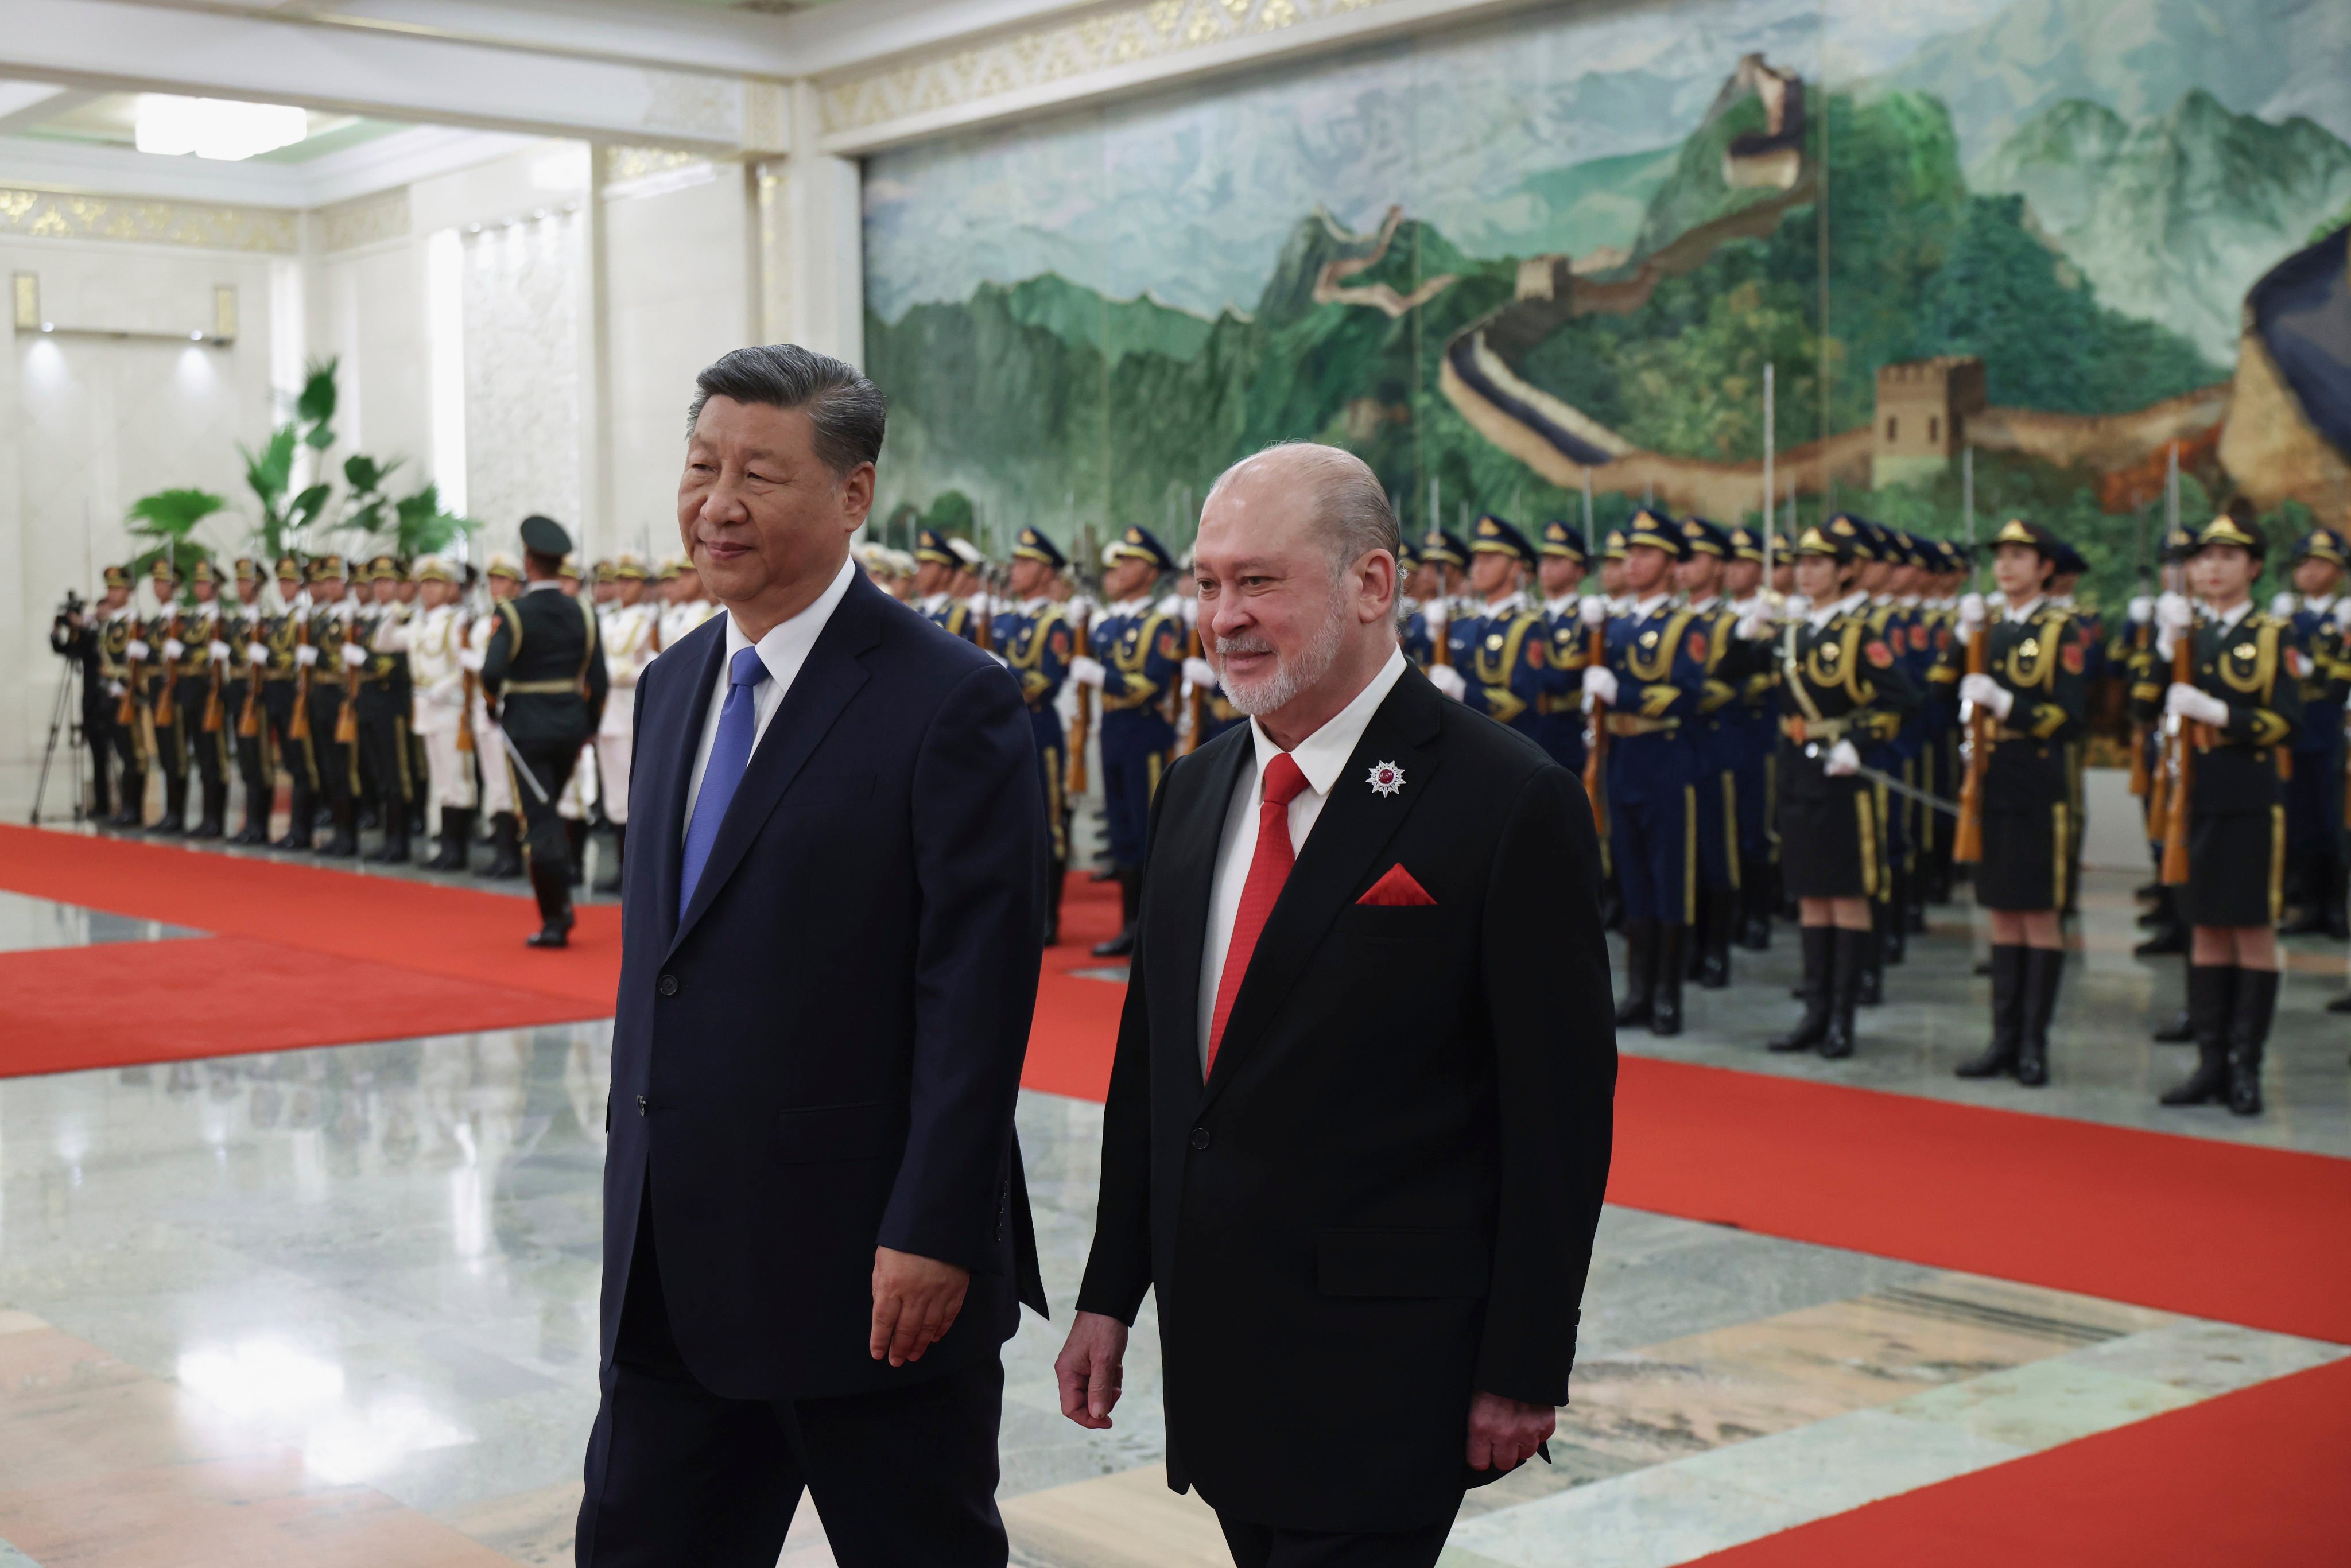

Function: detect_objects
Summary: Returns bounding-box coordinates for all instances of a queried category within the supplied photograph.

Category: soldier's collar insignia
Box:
[1365,760,1405,797]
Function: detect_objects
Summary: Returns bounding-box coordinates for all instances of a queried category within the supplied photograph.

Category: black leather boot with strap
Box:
[1956,944,2027,1078]
[2159,966,2237,1107]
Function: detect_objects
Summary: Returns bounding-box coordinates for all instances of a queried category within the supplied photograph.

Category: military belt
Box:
[1782,714,1856,743]
[502,679,584,696]
[1604,714,1680,737]
[1537,694,1584,716]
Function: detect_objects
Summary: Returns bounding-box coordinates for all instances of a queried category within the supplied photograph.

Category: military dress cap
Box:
[656,555,685,581]
[890,549,919,577]
[1822,514,1878,562]
[2193,514,2265,559]
[1106,525,1178,573]
[948,535,986,569]
[590,558,617,585]
[913,528,958,566]
[1013,526,1069,570]
[2289,527,2348,568]
[612,550,651,580]
[484,553,522,581]
[1471,513,1535,563]
[1603,528,1629,561]
[413,554,460,584]
[1419,529,1469,569]
[1680,517,1729,558]
[1725,524,1765,563]
[149,557,179,583]
[1395,534,1421,570]
[102,564,131,589]
[1541,519,1589,562]
[557,553,582,582]
[368,553,405,582]
[1799,515,1864,562]
[518,514,572,558]
[188,558,217,586]
[1622,507,1687,558]
[2160,523,2199,562]
[274,554,304,580]
[1987,517,2061,559]
[232,556,260,583]
[2050,540,2090,577]
[308,554,347,583]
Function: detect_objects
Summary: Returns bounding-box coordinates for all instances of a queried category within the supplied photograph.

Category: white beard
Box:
[1217,589,1349,717]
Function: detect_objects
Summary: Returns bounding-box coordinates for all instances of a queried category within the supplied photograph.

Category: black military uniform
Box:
[262,557,321,851]
[1930,519,2088,1085]
[481,515,610,947]
[222,559,275,844]
[2138,515,2305,1115]
[304,556,364,857]
[141,560,192,836]
[356,555,416,864]
[93,569,145,826]
[174,559,233,839]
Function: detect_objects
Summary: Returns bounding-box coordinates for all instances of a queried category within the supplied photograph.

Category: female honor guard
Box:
[1533,520,1593,775]
[1935,519,2086,1086]
[2143,515,2303,1115]
[1768,517,1920,1059]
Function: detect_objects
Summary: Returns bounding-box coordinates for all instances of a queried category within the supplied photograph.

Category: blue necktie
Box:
[680,646,770,920]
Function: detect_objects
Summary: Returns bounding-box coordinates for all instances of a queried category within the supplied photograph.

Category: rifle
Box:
[289,611,313,742]
[1582,623,1608,837]
[1951,615,1991,864]
[2126,510,2152,799]
[203,609,227,733]
[1178,619,1206,759]
[335,610,361,744]
[1066,605,1092,795]
[238,608,264,738]
[117,623,142,727]
[156,607,185,730]
[2159,626,2197,885]
[456,614,478,756]
[1429,600,1452,668]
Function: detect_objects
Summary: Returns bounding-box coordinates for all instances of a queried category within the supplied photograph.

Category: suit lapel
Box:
[666,575,884,958]
[1146,725,1251,1073]
[1199,669,1445,1112]
[647,620,726,950]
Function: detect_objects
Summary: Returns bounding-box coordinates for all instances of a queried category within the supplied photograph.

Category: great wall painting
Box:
[861,0,2351,603]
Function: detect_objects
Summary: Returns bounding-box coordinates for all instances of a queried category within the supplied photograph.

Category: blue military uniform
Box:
[996,526,1077,944]
[1677,517,1769,989]
[1600,509,1712,1036]
[914,528,983,643]
[1405,529,1469,677]
[1088,526,1182,955]
[1449,515,1550,742]
[1535,521,1593,777]
[2279,527,2350,937]
[1723,525,1781,947]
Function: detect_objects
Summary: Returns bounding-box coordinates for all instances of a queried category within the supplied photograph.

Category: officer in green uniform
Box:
[357,554,416,863]
[301,556,363,857]
[139,559,192,835]
[176,558,232,839]
[223,558,274,844]
[481,514,611,948]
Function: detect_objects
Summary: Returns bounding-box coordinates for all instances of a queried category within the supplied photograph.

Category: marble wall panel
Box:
[460,214,582,536]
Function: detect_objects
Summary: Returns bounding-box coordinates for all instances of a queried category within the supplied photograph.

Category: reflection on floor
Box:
[0,868,2344,1566]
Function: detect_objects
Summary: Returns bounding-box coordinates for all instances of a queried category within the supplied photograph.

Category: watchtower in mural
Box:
[1873,356,1987,488]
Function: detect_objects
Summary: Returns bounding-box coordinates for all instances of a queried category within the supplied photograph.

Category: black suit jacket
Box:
[1076,663,1615,1532]
[605,567,1048,1402]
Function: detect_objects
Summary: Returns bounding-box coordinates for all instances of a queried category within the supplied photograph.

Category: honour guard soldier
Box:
[1767,517,1921,1059]
[997,526,1078,943]
[1585,507,1711,1034]
[1395,535,1433,667]
[140,558,192,835]
[1068,525,1181,957]
[2276,526,2349,938]
[2143,515,2304,1115]
[261,556,319,851]
[1410,527,1470,681]
[1936,519,2086,1086]
[467,556,526,878]
[223,558,273,843]
[592,552,660,894]
[382,556,476,871]
[951,536,996,649]
[176,558,232,839]
[2130,523,2203,961]
[1723,524,1781,947]
[92,566,143,825]
[1677,517,1763,989]
[1917,538,1966,906]
[1534,520,1593,775]
[480,515,610,947]
[302,555,363,857]
[1437,514,1549,740]
[912,527,983,642]
[356,555,416,861]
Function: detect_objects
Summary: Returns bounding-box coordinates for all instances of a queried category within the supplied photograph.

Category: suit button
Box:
[657,973,678,996]
[1189,1127,1212,1151]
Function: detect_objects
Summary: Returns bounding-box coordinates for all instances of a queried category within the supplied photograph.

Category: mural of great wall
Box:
[862,0,2351,599]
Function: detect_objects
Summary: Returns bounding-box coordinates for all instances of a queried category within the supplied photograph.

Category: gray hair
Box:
[1204,441,1400,575]
[687,343,887,476]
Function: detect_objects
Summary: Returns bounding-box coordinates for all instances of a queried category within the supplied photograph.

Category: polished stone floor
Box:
[0,864,2343,1566]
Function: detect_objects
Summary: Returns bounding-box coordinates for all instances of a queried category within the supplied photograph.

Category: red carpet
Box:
[1694,1353,2351,1567]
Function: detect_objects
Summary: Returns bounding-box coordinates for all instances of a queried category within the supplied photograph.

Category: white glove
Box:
[2128,595,2153,626]
[126,639,150,661]
[1956,593,1986,636]
[2165,683,2228,727]
[459,647,486,673]
[2336,599,2351,634]
[294,643,319,667]
[2155,591,2192,632]
[1824,739,1861,777]
[1182,656,1219,692]
[1735,611,1771,641]
[1423,601,1448,632]
[107,680,125,697]
[1783,595,1811,620]
[1578,597,1607,628]
[246,642,269,666]
[2271,591,2298,619]
[339,642,367,668]
[1068,655,1107,689]
[1582,666,1620,705]
[1426,663,1467,701]
[162,637,187,661]
[207,639,231,664]
[1959,672,2013,720]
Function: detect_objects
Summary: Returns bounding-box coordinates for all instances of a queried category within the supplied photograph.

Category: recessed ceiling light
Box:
[40,322,53,333]
[467,222,481,234]
[134,95,308,161]
[191,330,205,341]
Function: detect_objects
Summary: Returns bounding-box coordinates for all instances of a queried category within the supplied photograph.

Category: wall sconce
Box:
[7,272,239,345]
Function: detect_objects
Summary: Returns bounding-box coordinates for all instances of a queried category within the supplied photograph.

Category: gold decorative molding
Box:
[0,187,300,254]
[316,188,412,254]
[641,67,746,141]
[605,146,708,185]
[820,0,1388,141]
[743,81,790,156]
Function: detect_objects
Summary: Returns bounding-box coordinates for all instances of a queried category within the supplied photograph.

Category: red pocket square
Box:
[1357,864,1436,906]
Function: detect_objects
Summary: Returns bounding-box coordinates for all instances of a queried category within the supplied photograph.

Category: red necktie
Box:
[1205,752,1309,1078]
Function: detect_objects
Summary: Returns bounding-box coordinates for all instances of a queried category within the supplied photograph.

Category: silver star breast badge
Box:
[1366,760,1405,797]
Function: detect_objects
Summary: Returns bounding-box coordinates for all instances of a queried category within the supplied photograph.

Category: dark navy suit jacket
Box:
[605,565,1049,1402]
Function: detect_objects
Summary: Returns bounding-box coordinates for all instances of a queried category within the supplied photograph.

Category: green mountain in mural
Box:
[1491,148,1678,262]
[1972,90,2351,361]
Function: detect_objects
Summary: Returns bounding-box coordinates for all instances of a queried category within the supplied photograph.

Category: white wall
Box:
[311,236,432,482]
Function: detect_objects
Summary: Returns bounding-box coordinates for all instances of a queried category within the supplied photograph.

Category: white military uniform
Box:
[658,595,722,651]
[595,595,660,825]
[465,608,514,816]
[383,600,474,816]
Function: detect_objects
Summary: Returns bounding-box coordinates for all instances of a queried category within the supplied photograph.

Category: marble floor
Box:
[0,865,2343,1566]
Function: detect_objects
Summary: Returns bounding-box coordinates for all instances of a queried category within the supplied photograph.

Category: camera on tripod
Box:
[52,588,86,633]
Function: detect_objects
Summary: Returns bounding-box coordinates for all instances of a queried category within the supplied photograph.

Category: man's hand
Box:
[868,1247,969,1368]
[1465,1390,1555,1472]
[1053,1309,1130,1430]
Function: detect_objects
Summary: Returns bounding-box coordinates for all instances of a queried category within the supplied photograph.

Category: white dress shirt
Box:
[1197,646,1409,1069]
[682,556,857,835]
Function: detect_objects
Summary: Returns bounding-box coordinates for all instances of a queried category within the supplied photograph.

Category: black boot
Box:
[2134,893,2187,954]
[274,778,313,849]
[1684,891,1709,983]
[424,806,472,872]
[486,812,525,880]
[370,809,411,863]
[2016,946,2063,1088]
[2328,990,2351,1015]
[565,818,588,887]
[2152,1006,2194,1043]
[593,824,626,895]
[1769,926,1833,1051]
[319,802,358,858]
[1698,895,1733,990]
[1614,921,1657,1028]
[2160,967,2237,1107]
[1651,925,1688,1036]
[1819,927,1867,1059]
[1956,944,2027,1078]
[2225,968,2278,1116]
[525,860,575,948]
[150,774,188,836]
[1092,867,1139,958]
[1878,894,1906,966]
[193,775,226,839]
[232,784,271,845]
[1738,861,1772,950]
[1856,915,1884,1007]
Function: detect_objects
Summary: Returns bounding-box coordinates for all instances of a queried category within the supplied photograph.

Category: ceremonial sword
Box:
[1803,743,1962,817]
